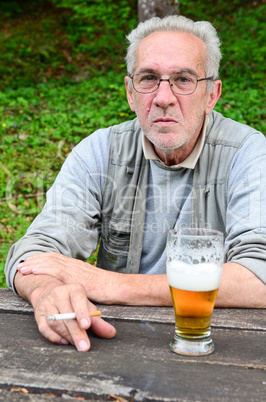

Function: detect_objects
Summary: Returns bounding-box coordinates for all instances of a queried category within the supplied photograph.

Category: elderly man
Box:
[5,15,266,352]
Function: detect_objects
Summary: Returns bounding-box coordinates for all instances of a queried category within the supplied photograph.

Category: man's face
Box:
[125,31,221,163]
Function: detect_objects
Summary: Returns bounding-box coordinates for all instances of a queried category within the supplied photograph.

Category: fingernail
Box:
[78,340,88,352]
[60,338,69,345]
[19,267,28,273]
[80,318,89,329]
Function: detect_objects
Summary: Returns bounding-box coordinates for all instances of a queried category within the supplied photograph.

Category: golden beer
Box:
[170,286,218,338]
[167,228,223,356]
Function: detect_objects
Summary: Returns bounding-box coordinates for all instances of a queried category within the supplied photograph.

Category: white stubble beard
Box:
[138,109,205,152]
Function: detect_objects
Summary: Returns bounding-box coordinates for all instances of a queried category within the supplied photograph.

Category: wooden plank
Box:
[0,313,265,401]
[0,288,33,314]
[0,288,265,331]
[1,313,265,368]
[0,388,78,402]
[97,305,266,331]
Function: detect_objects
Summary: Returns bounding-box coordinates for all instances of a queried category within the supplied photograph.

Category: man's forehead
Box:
[135,31,206,73]
[140,30,204,46]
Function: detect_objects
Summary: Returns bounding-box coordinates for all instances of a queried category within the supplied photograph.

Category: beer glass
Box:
[167,228,223,356]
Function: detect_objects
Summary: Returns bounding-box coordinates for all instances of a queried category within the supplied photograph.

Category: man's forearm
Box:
[109,265,265,308]
[215,262,266,308]
[106,263,266,308]
[104,272,173,306]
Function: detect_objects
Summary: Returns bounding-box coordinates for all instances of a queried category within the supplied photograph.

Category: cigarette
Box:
[47,310,101,321]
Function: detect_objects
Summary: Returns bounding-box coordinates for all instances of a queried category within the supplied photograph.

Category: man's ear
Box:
[125,76,135,112]
[205,80,222,115]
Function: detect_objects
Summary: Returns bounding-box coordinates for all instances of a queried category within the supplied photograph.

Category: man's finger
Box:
[37,315,70,345]
[90,317,117,339]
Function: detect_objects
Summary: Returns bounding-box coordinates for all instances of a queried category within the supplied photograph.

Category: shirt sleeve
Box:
[4,127,111,291]
[225,131,266,283]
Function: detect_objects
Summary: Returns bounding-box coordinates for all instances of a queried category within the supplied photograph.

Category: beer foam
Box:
[167,261,222,291]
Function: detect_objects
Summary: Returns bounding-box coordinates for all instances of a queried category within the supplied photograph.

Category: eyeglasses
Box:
[130,72,214,95]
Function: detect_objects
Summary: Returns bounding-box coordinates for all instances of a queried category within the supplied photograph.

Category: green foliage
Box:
[0,1,22,17]
[51,0,135,57]
[0,0,265,287]
[180,0,265,131]
[0,0,136,90]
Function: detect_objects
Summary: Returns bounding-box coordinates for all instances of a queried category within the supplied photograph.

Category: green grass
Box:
[0,0,265,287]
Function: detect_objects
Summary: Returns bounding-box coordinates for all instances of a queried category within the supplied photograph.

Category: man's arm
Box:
[216,262,266,308]
[17,252,172,306]
[115,261,265,308]
[14,270,116,351]
[4,129,110,292]
[17,252,266,308]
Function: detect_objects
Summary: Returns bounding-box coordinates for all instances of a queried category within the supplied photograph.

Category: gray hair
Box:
[125,15,222,92]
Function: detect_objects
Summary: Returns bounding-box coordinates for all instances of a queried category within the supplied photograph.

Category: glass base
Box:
[170,334,215,356]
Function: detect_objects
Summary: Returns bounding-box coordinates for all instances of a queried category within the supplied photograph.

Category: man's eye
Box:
[173,75,192,83]
[140,75,158,82]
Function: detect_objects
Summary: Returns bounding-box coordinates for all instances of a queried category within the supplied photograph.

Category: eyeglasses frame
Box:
[129,73,214,96]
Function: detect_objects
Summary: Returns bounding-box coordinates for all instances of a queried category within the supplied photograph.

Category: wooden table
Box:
[0,288,265,401]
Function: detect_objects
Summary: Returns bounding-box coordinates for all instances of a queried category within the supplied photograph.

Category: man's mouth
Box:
[153,118,178,126]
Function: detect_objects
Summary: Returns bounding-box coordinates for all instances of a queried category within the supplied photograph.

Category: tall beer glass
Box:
[167,228,223,356]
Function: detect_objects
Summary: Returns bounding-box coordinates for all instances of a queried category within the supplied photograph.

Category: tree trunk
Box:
[138,0,179,23]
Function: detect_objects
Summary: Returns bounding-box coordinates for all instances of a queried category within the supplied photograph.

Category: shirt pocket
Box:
[97,227,131,273]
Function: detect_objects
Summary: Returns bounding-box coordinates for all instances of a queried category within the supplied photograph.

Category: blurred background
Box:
[0,0,265,286]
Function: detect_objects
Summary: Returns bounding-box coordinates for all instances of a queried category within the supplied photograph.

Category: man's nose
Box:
[153,79,177,108]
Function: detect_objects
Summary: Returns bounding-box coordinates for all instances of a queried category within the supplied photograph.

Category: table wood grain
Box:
[0,288,265,401]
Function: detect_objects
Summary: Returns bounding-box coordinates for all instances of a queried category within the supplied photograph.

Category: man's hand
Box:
[16,252,172,306]
[14,271,116,351]
[17,252,118,304]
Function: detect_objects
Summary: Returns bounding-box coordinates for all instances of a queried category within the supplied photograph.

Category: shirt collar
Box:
[142,115,208,169]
